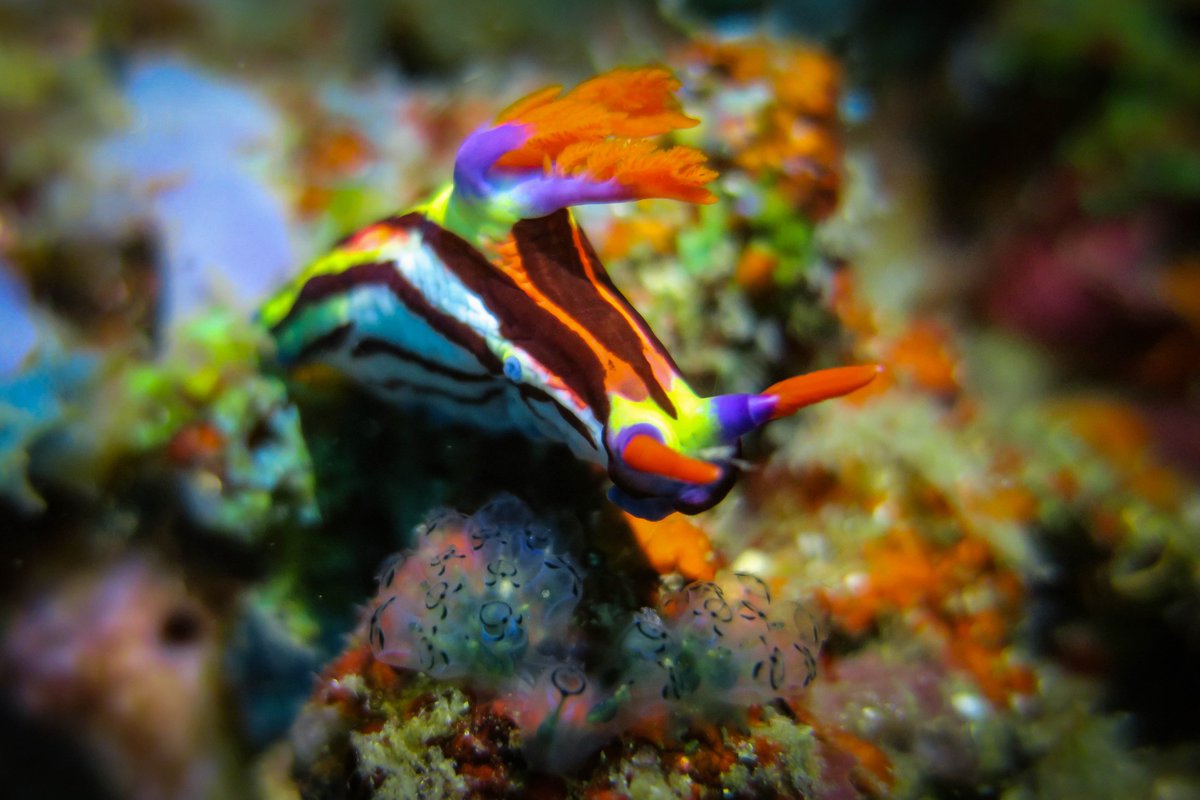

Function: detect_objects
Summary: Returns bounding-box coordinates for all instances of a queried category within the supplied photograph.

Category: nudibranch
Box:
[262,68,879,520]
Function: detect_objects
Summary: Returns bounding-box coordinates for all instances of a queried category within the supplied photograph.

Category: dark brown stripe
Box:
[574,219,685,378]
[518,384,598,450]
[273,221,503,376]
[293,322,354,363]
[352,337,494,383]
[418,217,612,422]
[381,378,505,406]
[511,211,678,418]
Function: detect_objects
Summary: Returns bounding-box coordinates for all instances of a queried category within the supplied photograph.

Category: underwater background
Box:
[2,1,1199,798]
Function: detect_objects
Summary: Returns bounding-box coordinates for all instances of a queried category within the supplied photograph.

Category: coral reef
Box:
[0,351,97,513]
[352,691,472,799]
[352,495,826,778]
[294,640,845,799]
[0,307,317,541]
[1,5,1198,800]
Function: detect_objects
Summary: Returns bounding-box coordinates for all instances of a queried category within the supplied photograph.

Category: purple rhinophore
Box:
[454,122,639,217]
[453,123,530,200]
[712,393,777,440]
[510,175,632,217]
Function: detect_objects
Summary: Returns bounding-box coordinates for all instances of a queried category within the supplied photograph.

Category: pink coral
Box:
[2,554,236,800]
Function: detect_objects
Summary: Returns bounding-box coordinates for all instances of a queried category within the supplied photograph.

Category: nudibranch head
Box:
[604,365,882,520]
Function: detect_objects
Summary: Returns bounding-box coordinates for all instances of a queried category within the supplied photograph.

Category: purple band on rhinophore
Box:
[610,422,663,462]
[454,124,636,216]
[712,393,778,440]
[453,123,530,200]
[510,176,633,217]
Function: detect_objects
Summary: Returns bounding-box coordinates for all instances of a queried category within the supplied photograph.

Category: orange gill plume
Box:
[491,67,716,204]
[556,139,717,205]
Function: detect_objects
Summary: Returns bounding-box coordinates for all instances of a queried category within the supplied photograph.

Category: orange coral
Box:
[790,704,896,793]
[822,527,1032,706]
[886,321,960,395]
[689,40,839,119]
[733,243,779,292]
[1049,398,1184,509]
[621,511,722,581]
[734,109,840,218]
[294,121,375,217]
[829,268,878,341]
[690,40,773,83]
[166,421,225,468]
[686,38,843,219]
[826,288,963,405]
[599,216,679,261]
[821,724,895,791]
[315,643,402,716]
[736,109,838,172]
[965,484,1039,525]
[774,49,840,118]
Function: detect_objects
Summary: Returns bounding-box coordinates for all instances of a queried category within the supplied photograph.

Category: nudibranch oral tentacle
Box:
[263,67,880,519]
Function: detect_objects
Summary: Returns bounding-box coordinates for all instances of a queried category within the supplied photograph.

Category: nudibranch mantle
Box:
[263,68,879,519]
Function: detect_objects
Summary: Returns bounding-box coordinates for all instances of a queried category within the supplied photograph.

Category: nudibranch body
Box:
[262,68,878,520]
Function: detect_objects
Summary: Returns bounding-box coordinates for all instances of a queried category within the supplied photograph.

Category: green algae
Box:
[351,690,470,800]
[726,710,821,798]
[0,306,318,547]
[617,755,697,799]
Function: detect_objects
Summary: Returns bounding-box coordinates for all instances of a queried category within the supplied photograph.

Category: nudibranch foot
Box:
[608,486,676,522]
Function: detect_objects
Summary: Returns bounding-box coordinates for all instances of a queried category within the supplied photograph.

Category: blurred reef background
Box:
[1,1,1199,798]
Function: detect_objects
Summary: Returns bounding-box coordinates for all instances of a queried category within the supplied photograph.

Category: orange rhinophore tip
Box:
[622,434,722,485]
[763,364,883,420]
